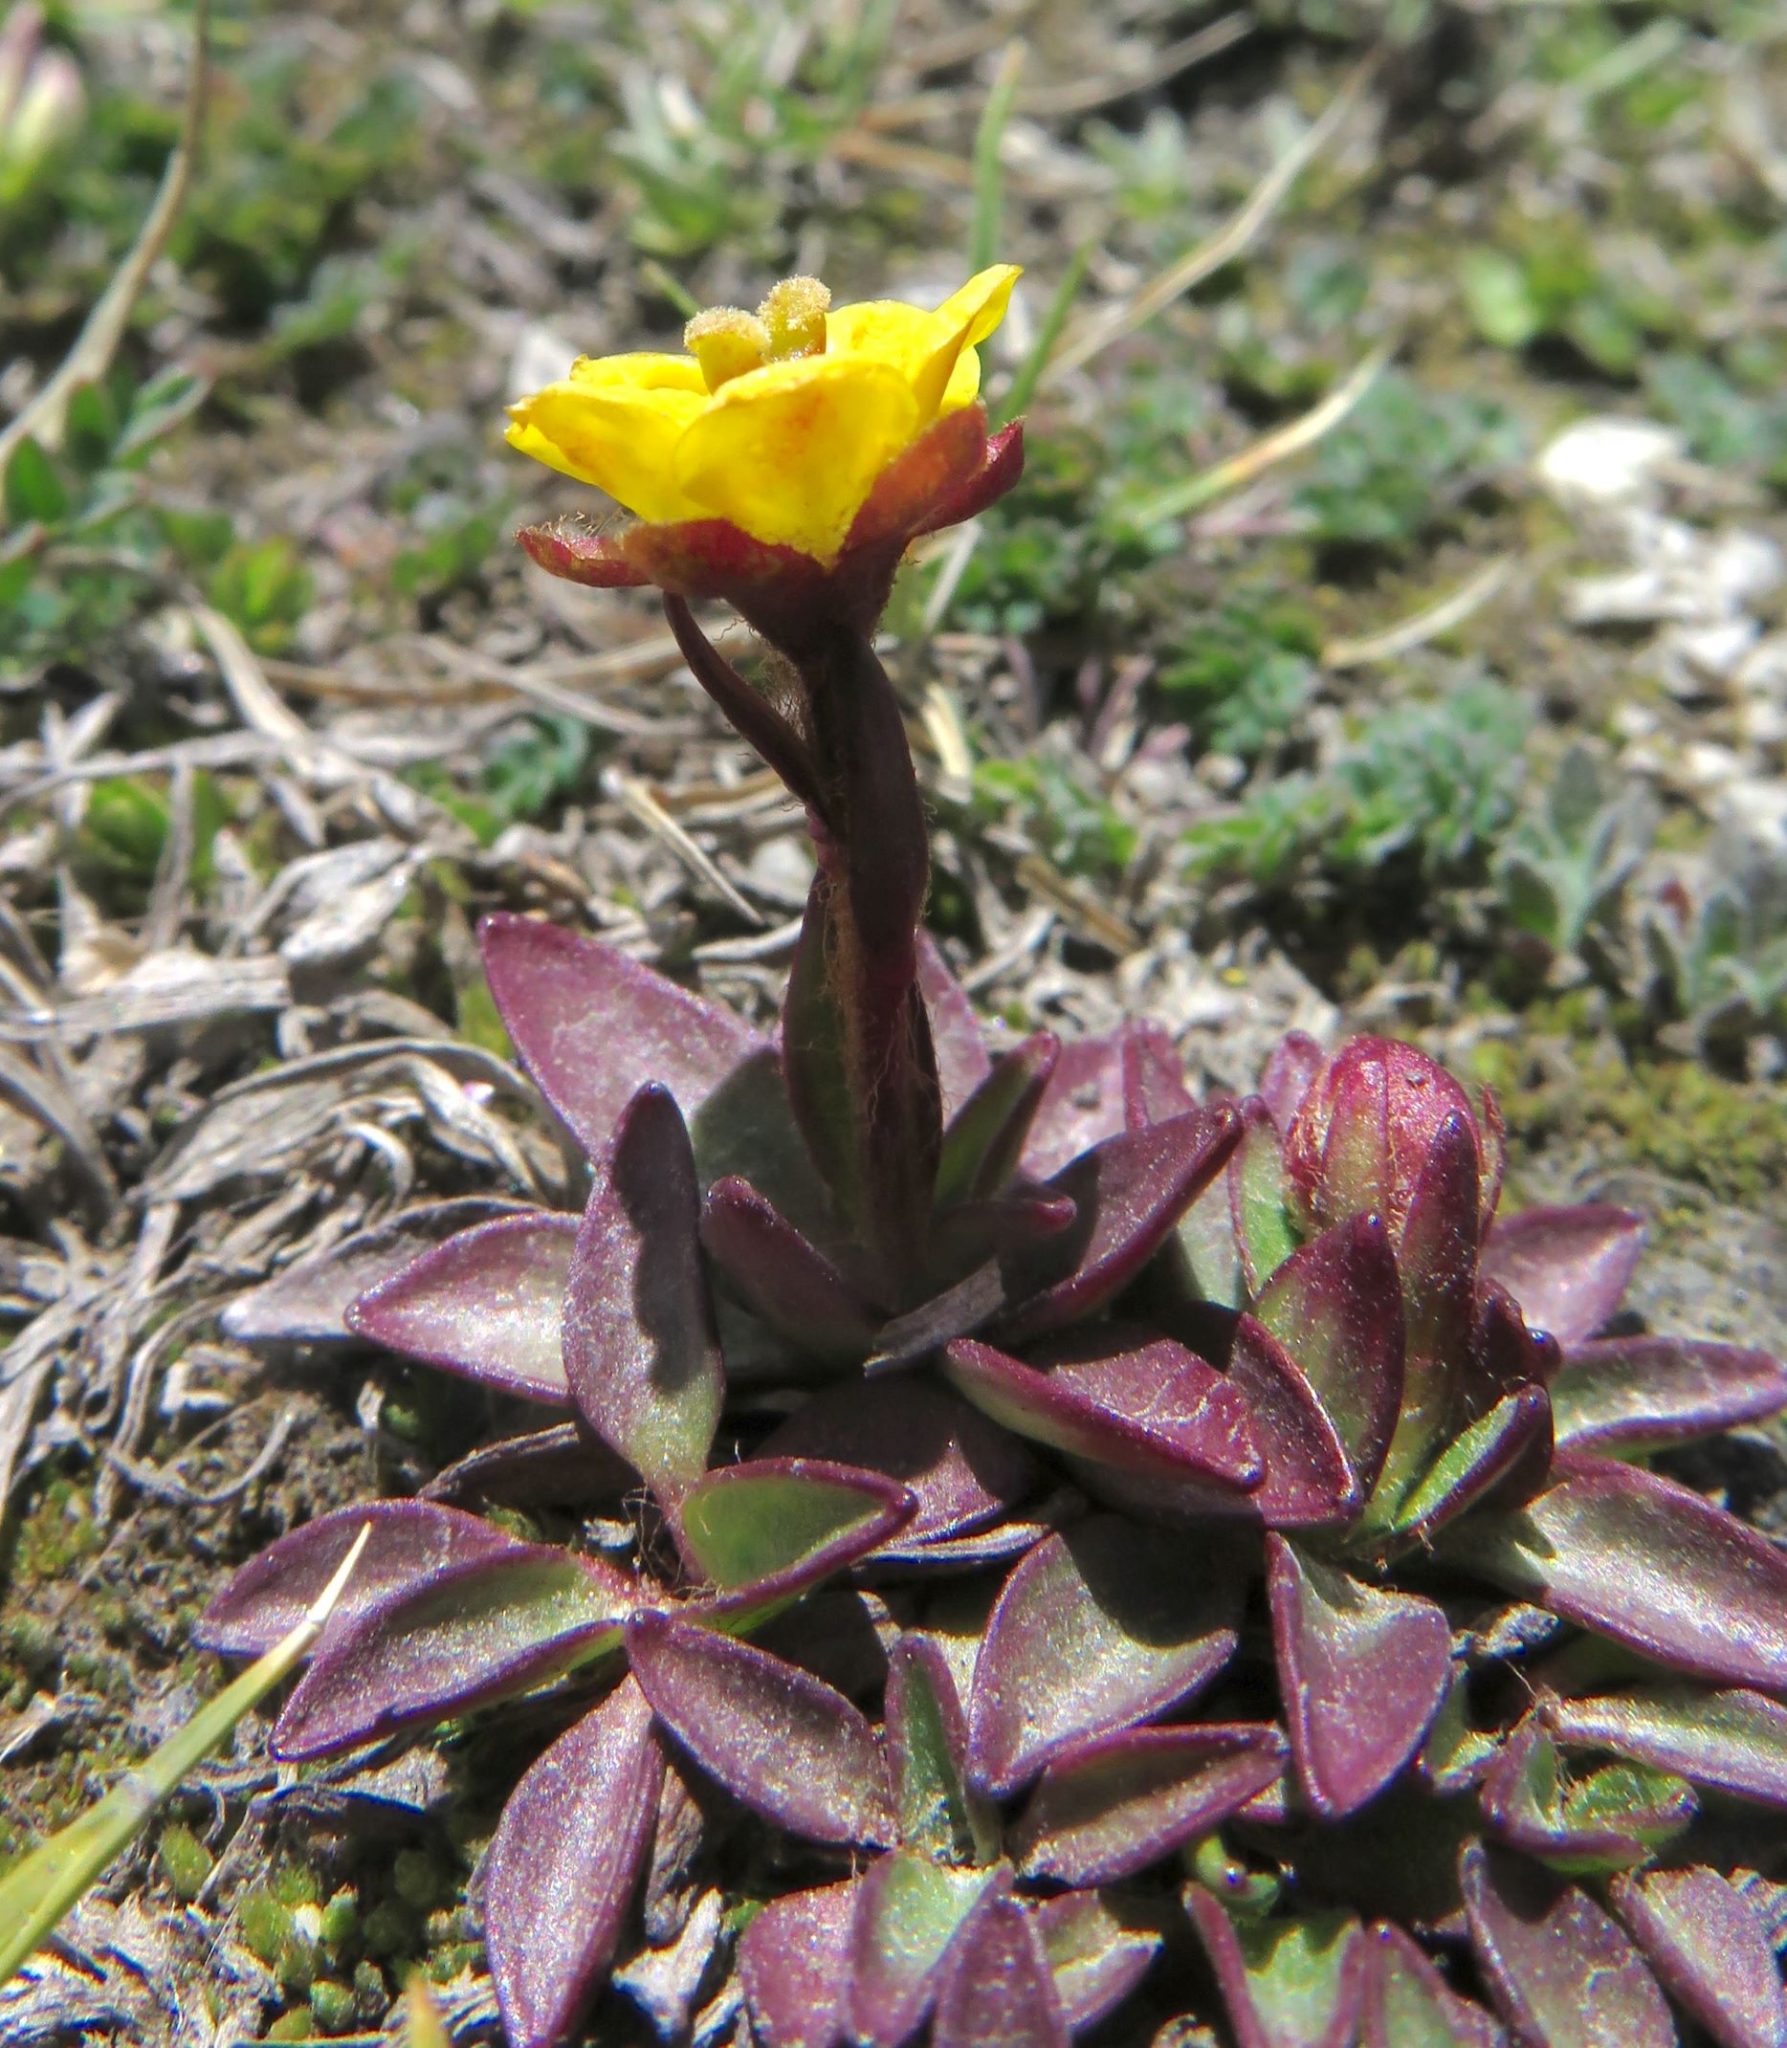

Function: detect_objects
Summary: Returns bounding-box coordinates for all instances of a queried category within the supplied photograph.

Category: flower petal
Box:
[935,264,1022,350]
[507,354,708,523]
[673,353,919,561]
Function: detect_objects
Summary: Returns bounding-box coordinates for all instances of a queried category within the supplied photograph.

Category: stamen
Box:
[759,276,830,360]
[684,307,770,392]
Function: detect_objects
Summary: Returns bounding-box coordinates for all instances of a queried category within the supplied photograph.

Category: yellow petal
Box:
[566,351,708,397]
[672,353,920,561]
[913,265,1021,420]
[933,264,1021,350]
[505,369,708,525]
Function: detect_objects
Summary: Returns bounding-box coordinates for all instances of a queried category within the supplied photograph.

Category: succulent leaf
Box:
[675,1457,916,1611]
[1267,1535,1453,1818]
[931,1886,1070,2048]
[1377,1384,1552,1550]
[1229,1096,1301,1296]
[271,1549,628,1760]
[967,1517,1241,1795]
[991,1105,1241,1345]
[1010,1722,1286,1885]
[1479,1205,1646,1347]
[482,1678,664,2048]
[738,1879,859,2048]
[624,1610,895,1846]
[935,1032,1060,1210]
[1609,1867,1787,2048]
[1459,1843,1676,2048]
[479,912,764,1155]
[700,1175,878,1356]
[1184,1892,1368,2048]
[1359,1922,1504,2048]
[1121,1020,1194,1129]
[561,1084,724,1503]
[916,930,991,1121]
[195,1499,539,1658]
[886,1635,990,1866]
[1479,1718,1694,1870]
[846,1851,999,2048]
[1020,1033,1127,1179]
[1545,1684,1787,1809]
[1550,1336,1787,1454]
[346,1212,577,1404]
[1031,1891,1163,2033]
[1256,1212,1405,1497]
[759,1377,1038,1547]
[942,1331,1260,1488]
[1450,1456,1787,1690]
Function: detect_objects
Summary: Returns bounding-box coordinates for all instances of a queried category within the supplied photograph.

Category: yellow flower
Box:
[506,265,1021,565]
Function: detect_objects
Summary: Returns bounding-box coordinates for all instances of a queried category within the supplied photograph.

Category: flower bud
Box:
[1283,1035,1483,1238]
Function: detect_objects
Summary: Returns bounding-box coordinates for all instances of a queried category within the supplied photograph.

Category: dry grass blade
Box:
[1017,13,1250,119]
[1323,557,1516,669]
[1045,56,1376,385]
[0,0,209,469]
[613,774,766,927]
[1133,342,1394,526]
[0,1043,118,1217]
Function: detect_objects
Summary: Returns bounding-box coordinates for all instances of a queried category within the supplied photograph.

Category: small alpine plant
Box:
[200,269,1787,2048]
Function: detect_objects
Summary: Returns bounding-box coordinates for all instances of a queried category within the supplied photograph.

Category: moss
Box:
[156,1822,214,1901]
[7,1476,104,1583]
[307,1979,357,2033]
[1496,1041,1787,1209]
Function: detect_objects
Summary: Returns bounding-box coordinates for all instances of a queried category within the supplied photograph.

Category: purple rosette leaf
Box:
[1551,1336,1787,1454]
[759,1378,1037,1548]
[562,1083,723,1503]
[223,1197,531,1345]
[482,1677,663,2048]
[1387,1112,1480,1485]
[1020,1033,1126,1179]
[1267,1535,1452,1819]
[1256,1213,1405,1497]
[700,1174,878,1356]
[942,1331,1260,1489]
[935,1032,1060,1210]
[1184,1891,1367,2048]
[422,1421,634,1509]
[1480,1205,1646,1347]
[196,1500,545,1658]
[479,913,763,1155]
[1122,1020,1194,1129]
[1546,1685,1787,1808]
[1229,1096,1300,1297]
[1460,1843,1675,2048]
[932,1887,1070,2048]
[1479,1718,1694,1870]
[1032,1893,1163,2033]
[916,931,991,1121]
[272,1546,630,1760]
[1447,1455,1787,1690]
[1376,1385,1553,1550]
[346,1212,577,1404]
[1010,1722,1286,1886]
[675,1457,915,1611]
[993,1105,1241,1345]
[624,1610,894,1846]
[1260,1031,1325,1133]
[886,1635,990,1866]
[847,1851,999,2048]
[738,1880,859,2048]
[1610,1867,1787,2048]
[1360,1923,1503,2048]
[967,1517,1241,1795]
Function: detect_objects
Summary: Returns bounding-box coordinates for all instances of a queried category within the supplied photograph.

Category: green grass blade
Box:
[0,1524,370,1985]
[969,41,1025,275]
[996,241,1090,425]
